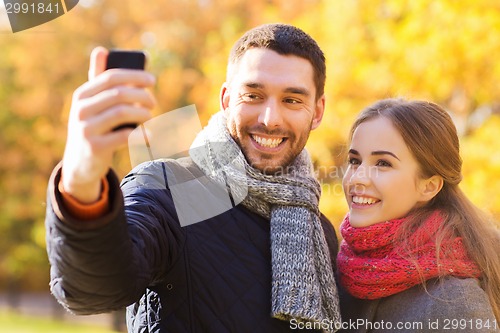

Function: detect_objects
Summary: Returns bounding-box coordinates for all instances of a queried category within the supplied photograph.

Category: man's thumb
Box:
[88,46,108,80]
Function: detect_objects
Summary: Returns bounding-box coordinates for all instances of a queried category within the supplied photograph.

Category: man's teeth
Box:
[352,196,379,205]
[252,135,283,148]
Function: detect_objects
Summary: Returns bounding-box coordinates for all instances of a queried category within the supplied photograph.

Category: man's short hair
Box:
[227,23,326,100]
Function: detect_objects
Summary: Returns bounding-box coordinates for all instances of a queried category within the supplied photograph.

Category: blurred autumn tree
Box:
[0,0,499,291]
[306,0,500,226]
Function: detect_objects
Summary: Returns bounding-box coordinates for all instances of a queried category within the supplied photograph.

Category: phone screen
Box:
[106,50,146,70]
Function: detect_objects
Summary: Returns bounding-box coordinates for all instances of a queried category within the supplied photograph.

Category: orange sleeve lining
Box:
[58,177,110,220]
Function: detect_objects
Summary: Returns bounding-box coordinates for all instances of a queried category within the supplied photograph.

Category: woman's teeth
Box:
[352,196,379,205]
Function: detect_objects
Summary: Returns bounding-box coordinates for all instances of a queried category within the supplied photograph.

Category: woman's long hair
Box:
[349,98,500,320]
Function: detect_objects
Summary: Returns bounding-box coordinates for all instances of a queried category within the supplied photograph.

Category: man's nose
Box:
[258,98,283,128]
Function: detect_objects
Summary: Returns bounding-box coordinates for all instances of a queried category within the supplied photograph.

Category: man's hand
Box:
[61,47,156,203]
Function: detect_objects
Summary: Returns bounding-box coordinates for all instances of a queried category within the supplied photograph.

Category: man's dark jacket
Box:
[46,158,339,332]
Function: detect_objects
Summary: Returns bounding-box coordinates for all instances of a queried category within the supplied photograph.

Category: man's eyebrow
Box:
[284,87,310,97]
[244,82,264,89]
[348,149,401,161]
[243,82,310,97]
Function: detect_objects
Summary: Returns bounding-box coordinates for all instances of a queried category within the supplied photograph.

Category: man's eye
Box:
[284,98,300,104]
[241,93,261,102]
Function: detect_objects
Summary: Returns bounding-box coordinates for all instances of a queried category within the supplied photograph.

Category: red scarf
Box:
[337,211,481,299]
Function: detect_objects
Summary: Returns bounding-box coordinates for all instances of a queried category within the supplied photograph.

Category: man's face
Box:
[221,48,324,174]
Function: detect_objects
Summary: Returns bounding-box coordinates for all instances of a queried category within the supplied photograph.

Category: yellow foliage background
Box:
[0,0,499,290]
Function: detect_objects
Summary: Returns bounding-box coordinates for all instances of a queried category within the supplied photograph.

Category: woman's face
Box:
[343,116,429,227]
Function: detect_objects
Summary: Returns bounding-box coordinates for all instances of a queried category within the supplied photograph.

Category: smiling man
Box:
[223,46,324,174]
[45,23,341,333]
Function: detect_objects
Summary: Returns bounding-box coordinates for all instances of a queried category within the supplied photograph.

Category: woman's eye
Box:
[376,160,392,167]
[348,157,360,165]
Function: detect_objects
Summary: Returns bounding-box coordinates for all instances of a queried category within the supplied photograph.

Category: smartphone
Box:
[106,50,146,70]
[106,50,147,131]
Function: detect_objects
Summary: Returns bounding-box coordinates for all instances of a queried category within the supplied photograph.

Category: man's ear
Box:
[220,83,230,112]
[310,95,325,130]
[418,175,444,203]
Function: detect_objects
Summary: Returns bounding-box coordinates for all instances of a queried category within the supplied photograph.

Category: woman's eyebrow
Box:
[371,150,400,161]
[348,149,360,155]
[348,149,400,161]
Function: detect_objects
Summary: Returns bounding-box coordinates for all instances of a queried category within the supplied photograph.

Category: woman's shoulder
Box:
[381,276,490,313]
[426,276,483,296]
[375,277,498,331]
[424,277,491,313]
[338,277,498,332]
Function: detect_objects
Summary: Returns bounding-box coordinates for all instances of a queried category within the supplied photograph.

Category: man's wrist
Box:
[61,174,102,204]
[58,176,110,220]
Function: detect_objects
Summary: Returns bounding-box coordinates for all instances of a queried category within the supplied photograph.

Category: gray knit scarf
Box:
[189,111,341,332]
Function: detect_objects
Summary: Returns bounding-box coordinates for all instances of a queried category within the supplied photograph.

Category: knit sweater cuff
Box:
[58,176,110,220]
[48,162,123,230]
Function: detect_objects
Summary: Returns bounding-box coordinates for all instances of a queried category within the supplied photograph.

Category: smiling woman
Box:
[343,116,438,228]
[337,98,500,333]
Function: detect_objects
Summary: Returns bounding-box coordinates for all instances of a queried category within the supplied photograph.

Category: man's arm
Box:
[46,161,185,315]
[45,47,159,314]
[61,46,155,203]
[46,164,138,314]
